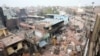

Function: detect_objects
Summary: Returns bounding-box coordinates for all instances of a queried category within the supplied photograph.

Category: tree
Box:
[37,7,59,16]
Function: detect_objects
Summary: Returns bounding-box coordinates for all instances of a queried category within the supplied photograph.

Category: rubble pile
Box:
[41,16,90,56]
[0,5,98,56]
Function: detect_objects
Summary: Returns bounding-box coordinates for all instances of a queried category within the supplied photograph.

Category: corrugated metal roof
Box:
[0,34,25,47]
[41,18,64,27]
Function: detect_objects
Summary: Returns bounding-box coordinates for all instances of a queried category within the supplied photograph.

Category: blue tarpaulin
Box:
[39,40,48,47]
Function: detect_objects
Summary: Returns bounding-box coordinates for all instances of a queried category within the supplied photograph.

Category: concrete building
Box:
[87,13,100,56]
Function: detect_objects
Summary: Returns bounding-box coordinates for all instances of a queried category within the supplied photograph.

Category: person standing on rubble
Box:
[52,35,57,46]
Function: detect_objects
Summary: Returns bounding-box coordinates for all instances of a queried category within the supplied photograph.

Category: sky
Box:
[0,0,100,7]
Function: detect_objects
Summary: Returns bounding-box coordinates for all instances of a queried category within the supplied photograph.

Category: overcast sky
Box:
[0,0,100,7]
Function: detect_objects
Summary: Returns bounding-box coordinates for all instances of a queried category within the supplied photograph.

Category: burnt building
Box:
[0,7,19,30]
[0,7,7,27]
[18,9,27,22]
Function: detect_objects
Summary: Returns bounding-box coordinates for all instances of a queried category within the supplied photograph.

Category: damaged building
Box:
[0,6,100,56]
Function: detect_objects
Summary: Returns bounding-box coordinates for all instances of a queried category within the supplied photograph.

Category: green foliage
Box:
[43,7,59,15]
[37,7,59,16]
[40,7,59,15]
